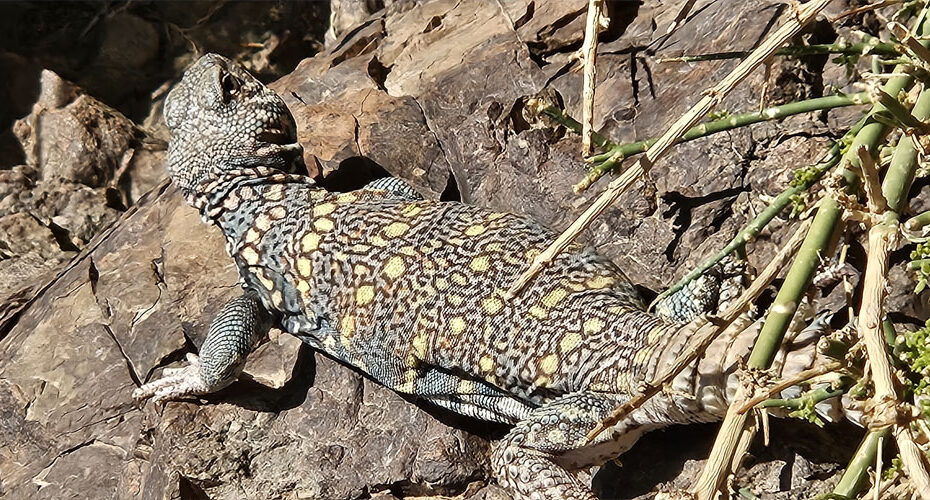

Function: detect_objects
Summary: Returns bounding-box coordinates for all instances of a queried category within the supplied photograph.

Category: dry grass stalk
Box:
[890,21,930,67]
[859,221,930,498]
[857,145,889,213]
[505,0,833,300]
[581,0,605,155]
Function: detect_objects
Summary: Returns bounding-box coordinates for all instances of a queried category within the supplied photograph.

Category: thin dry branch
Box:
[857,145,889,213]
[505,0,833,300]
[581,0,605,155]
[665,0,697,36]
[890,20,930,66]
[859,221,930,498]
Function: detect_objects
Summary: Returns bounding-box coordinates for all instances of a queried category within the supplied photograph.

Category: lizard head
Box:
[164,53,304,195]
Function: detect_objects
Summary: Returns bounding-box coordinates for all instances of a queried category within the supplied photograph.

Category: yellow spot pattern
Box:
[301,232,320,252]
[529,305,548,320]
[356,285,375,306]
[470,255,490,272]
[270,206,287,220]
[583,318,604,334]
[464,224,487,236]
[450,317,466,335]
[245,228,261,243]
[384,222,410,238]
[241,247,260,265]
[255,214,272,231]
[313,203,336,217]
[559,333,582,352]
[401,205,422,217]
[297,258,313,277]
[266,184,285,201]
[542,288,568,308]
[383,256,405,279]
[335,192,358,203]
[314,218,334,232]
[479,355,494,372]
[587,276,616,289]
[482,297,503,315]
[539,354,559,375]
[341,315,356,335]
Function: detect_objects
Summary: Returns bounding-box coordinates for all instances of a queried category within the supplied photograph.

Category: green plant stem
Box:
[534,102,612,149]
[830,429,891,498]
[905,210,930,231]
[909,259,930,270]
[760,386,846,410]
[656,41,900,63]
[885,89,930,212]
[748,198,846,366]
[748,69,915,366]
[575,92,871,191]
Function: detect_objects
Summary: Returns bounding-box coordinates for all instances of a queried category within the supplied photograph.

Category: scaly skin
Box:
[133,54,818,499]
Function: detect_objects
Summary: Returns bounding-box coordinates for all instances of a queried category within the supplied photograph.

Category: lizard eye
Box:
[220,72,242,103]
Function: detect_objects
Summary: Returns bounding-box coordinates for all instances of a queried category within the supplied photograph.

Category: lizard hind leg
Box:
[413,366,536,424]
[491,391,627,500]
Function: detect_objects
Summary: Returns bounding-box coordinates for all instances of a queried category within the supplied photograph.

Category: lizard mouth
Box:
[258,129,293,145]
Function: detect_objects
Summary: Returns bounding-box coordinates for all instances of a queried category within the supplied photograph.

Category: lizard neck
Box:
[186,166,318,224]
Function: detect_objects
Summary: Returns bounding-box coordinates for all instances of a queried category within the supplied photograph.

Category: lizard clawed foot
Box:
[132,353,211,404]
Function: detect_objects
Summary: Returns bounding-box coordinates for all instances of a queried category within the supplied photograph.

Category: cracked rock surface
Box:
[1,0,928,499]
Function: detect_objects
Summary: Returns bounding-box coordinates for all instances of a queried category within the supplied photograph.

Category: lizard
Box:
[133,53,823,499]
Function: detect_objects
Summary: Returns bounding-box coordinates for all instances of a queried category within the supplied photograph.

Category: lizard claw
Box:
[132,353,210,404]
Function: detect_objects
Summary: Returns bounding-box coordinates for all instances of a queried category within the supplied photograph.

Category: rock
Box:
[1,0,926,498]
[14,70,139,186]
[0,2,329,119]
[0,71,166,352]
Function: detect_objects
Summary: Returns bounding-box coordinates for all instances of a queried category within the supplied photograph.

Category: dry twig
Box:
[581,0,606,155]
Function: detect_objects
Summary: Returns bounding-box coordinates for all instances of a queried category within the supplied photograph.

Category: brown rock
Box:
[3,0,927,499]
[14,70,139,187]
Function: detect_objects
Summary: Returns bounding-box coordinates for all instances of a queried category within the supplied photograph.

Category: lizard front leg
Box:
[132,291,272,403]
